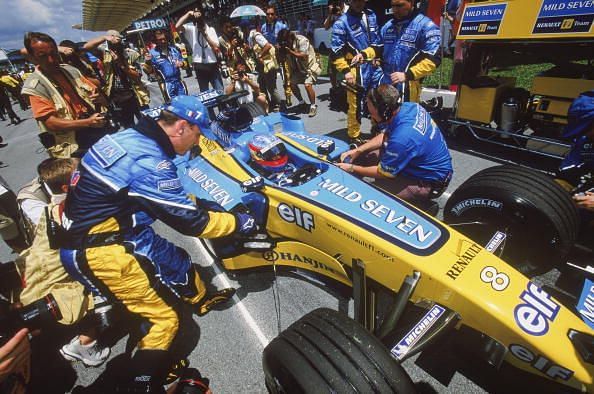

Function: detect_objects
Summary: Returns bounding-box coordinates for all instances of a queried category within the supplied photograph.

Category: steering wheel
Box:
[284,164,321,186]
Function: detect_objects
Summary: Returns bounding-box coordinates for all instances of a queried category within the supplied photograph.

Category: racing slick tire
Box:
[444,165,580,275]
[262,308,416,394]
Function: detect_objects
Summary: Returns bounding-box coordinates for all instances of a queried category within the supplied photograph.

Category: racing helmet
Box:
[248,134,288,172]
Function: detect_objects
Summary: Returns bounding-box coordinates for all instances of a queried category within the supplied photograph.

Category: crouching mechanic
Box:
[337,84,452,204]
[59,95,258,391]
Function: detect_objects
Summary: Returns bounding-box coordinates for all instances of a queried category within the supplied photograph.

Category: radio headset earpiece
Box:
[370,86,400,122]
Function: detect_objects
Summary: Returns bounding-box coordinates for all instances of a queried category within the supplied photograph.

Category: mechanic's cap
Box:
[564,90,594,138]
[165,95,211,130]
[106,29,124,39]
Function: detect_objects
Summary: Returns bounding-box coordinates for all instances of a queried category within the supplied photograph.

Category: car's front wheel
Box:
[262,308,416,394]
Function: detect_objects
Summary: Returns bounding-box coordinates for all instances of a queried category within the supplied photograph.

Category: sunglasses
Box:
[266,13,275,16]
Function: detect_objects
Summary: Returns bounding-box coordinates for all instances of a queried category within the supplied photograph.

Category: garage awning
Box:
[81,0,166,32]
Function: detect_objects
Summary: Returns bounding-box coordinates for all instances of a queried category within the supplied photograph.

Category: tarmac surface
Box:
[0,74,563,393]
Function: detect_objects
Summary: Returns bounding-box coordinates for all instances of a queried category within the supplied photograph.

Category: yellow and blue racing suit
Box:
[331,8,382,139]
[60,115,239,376]
[378,12,441,102]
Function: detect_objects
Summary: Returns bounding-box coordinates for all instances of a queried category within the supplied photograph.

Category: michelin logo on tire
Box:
[450,198,503,216]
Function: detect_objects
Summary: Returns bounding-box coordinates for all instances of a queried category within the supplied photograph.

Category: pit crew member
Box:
[59,95,257,392]
[144,29,188,103]
[338,84,452,203]
[331,0,382,144]
[378,0,441,103]
[559,90,594,212]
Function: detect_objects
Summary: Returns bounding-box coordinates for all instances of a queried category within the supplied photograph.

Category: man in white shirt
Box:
[176,8,223,92]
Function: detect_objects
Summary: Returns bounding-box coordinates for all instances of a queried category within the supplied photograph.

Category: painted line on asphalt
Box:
[193,239,270,348]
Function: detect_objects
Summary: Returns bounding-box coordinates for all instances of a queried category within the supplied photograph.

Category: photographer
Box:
[277,29,321,117]
[176,8,223,93]
[84,30,151,128]
[248,29,281,112]
[219,17,257,82]
[224,62,268,113]
[21,32,110,159]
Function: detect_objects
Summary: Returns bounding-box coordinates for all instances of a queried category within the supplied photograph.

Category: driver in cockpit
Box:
[248,133,297,186]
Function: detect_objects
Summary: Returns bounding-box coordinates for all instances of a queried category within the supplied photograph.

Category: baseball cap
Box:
[106,29,123,38]
[564,90,594,138]
[165,95,211,130]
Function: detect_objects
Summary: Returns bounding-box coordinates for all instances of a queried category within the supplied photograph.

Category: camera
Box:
[191,9,206,30]
[237,70,247,79]
[219,60,230,79]
[571,172,594,196]
[101,111,120,132]
[0,294,62,346]
[92,295,115,332]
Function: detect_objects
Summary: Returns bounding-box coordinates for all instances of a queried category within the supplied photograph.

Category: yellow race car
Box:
[175,97,594,392]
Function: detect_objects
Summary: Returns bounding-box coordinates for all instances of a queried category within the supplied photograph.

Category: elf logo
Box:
[277,203,314,232]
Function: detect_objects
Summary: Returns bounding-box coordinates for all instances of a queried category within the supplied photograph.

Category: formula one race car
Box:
[174,92,594,392]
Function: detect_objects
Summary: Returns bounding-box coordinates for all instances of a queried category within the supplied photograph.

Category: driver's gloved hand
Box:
[234,212,258,235]
[198,198,226,212]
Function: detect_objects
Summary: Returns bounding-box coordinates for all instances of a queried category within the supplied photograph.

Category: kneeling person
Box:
[16,158,110,367]
[59,96,257,391]
[338,84,452,203]
[224,62,268,114]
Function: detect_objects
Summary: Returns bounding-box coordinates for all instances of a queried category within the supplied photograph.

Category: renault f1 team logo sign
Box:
[533,0,594,34]
[459,3,507,36]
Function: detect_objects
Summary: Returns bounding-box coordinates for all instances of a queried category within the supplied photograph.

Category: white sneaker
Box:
[308,104,318,117]
[60,336,110,367]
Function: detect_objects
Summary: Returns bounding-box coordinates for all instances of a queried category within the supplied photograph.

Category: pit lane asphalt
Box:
[0,76,504,393]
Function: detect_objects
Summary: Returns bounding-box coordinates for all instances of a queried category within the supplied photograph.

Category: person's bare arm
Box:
[43,113,106,132]
[175,11,195,33]
[259,43,273,59]
[83,35,110,51]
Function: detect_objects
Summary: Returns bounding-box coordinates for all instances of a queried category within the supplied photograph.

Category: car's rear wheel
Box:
[262,308,416,394]
[444,165,579,275]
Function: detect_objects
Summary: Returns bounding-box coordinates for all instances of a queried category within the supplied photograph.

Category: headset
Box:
[369,86,401,122]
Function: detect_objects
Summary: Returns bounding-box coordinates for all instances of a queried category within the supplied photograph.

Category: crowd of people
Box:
[1,0,593,393]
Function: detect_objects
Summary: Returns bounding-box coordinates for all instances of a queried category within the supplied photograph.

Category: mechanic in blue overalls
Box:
[59,96,258,392]
[144,29,188,103]
[377,0,441,103]
[559,90,594,213]
[331,0,382,145]
[338,84,452,204]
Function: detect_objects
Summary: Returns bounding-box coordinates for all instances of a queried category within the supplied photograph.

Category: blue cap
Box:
[564,90,594,139]
[165,95,211,130]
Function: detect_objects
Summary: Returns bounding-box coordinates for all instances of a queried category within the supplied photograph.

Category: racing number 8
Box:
[480,266,510,291]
